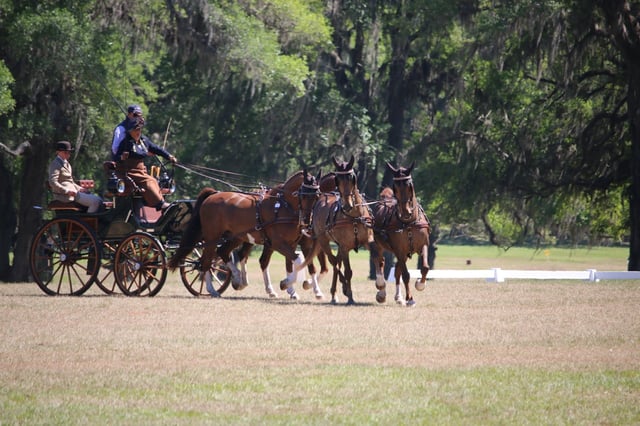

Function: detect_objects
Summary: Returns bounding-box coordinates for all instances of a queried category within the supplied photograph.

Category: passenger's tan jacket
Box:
[48,156,82,202]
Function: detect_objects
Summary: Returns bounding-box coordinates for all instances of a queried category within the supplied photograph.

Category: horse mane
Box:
[319,172,336,192]
[194,187,217,211]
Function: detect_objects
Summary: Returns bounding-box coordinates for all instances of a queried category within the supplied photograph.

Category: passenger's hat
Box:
[54,141,74,152]
[127,104,143,115]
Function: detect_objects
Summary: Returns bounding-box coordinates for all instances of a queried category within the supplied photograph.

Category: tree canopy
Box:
[1,0,639,280]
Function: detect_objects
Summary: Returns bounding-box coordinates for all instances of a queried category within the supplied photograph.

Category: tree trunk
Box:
[626,62,640,270]
[598,1,640,269]
[384,32,409,189]
[0,156,16,281]
[9,142,48,282]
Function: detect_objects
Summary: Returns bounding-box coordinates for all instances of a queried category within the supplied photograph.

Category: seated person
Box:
[48,141,102,213]
[114,117,177,211]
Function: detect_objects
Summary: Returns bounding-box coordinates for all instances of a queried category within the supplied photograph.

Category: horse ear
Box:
[406,161,415,175]
[332,156,340,168]
[386,161,397,173]
[347,155,355,170]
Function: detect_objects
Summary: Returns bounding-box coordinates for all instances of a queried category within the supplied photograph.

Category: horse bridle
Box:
[393,174,417,223]
[297,180,320,228]
[335,168,359,215]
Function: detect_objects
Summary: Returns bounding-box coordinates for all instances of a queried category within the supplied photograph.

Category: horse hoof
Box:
[376,291,386,304]
[302,280,311,290]
[406,299,416,307]
[286,286,298,300]
[331,298,338,305]
[268,292,278,298]
[279,279,290,291]
[233,282,248,291]
[315,292,324,300]
[415,280,426,291]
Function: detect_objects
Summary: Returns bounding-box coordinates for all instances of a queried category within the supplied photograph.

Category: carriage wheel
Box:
[114,232,167,296]
[93,240,121,295]
[179,248,232,296]
[29,218,100,296]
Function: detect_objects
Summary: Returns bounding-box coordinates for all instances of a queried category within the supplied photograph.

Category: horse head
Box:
[297,169,321,228]
[386,161,417,222]
[333,155,358,212]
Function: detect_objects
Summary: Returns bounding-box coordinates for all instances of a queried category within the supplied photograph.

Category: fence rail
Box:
[387,267,640,283]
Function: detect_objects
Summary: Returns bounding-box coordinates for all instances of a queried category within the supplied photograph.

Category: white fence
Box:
[387,267,640,283]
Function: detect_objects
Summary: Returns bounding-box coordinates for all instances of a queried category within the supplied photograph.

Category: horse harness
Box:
[252,180,320,245]
[322,193,374,253]
[375,201,430,256]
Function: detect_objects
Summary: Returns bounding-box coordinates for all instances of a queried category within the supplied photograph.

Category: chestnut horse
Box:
[295,156,384,304]
[248,170,327,299]
[372,162,430,306]
[168,170,318,296]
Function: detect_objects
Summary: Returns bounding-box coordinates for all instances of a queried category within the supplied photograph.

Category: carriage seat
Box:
[45,179,112,211]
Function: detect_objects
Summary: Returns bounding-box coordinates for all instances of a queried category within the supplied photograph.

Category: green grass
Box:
[1,244,638,425]
[2,367,639,425]
[431,244,628,270]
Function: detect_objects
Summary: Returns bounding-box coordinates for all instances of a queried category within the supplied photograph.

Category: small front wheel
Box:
[114,232,167,296]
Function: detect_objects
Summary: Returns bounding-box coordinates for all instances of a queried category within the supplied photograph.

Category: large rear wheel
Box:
[114,232,167,296]
[29,218,100,296]
[179,248,232,296]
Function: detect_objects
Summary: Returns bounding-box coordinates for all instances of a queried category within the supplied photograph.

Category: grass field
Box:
[0,245,639,424]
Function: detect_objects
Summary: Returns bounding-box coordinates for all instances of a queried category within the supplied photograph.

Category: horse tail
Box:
[294,237,325,273]
[167,187,217,270]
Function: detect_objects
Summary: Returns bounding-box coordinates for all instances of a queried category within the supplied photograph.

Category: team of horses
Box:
[168,156,431,306]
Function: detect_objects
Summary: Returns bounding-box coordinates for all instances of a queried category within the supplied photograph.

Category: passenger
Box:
[114,117,177,211]
[111,104,143,162]
[48,141,102,213]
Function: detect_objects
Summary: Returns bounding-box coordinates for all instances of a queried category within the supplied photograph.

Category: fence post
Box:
[491,267,504,283]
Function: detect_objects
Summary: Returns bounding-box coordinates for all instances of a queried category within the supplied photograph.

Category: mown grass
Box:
[2,367,639,424]
[433,244,628,270]
[0,244,638,425]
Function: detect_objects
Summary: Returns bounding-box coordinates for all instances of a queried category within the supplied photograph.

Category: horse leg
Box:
[234,242,253,291]
[415,244,429,291]
[391,259,403,304]
[217,240,244,289]
[340,249,355,305]
[330,262,340,304]
[258,245,278,298]
[300,239,324,300]
[284,256,300,300]
[201,247,220,297]
[374,249,387,304]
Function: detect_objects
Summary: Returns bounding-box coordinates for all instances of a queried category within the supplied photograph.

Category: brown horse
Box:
[295,156,383,304]
[168,170,318,296]
[249,170,326,299]
[372,161,430,306]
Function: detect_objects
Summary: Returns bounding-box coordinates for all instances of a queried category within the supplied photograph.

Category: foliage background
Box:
[1,0,639,280]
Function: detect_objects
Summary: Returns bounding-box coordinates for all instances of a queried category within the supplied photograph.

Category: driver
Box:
[114,117,177,211]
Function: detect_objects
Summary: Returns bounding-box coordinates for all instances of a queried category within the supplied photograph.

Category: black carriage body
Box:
[30,189,197,296]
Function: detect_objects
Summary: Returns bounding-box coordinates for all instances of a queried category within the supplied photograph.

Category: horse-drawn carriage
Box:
[30,155,432,306]
[29,160,232,297]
